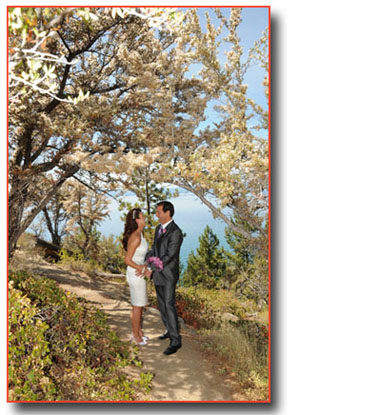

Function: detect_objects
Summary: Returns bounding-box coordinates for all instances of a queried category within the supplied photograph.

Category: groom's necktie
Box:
[158,225,164,237]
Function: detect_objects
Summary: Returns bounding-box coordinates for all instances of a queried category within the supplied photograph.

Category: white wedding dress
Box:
[126,235,149,306]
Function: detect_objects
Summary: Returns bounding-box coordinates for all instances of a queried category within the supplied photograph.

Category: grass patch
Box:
[201,320,269,401]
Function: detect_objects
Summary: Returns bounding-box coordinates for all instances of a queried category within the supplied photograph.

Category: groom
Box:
[145,201,183,355]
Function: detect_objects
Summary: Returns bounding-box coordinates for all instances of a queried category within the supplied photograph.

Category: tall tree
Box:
[182,225,228,289]
[7,7,204,257]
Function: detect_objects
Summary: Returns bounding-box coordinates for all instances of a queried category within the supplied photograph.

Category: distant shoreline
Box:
[99,189,231,268]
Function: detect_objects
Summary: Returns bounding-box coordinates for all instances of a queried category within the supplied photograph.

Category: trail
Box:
[27,260,236,401]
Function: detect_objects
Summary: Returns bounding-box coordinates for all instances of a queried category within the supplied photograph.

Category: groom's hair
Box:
[157,201,174,217]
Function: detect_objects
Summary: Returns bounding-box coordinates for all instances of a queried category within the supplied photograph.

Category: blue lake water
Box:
[98,190,231,268]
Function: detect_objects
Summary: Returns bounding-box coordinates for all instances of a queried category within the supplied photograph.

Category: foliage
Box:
[201,320,269,401]
[58,248,99,277]
[62,179,110,260]
[8,7,191,257]
[153,9,269,244]
[225,215,256,267]
[39,180,72,246]
[150,285,256,330]
[231,258,269,306]
[182,225,229,289]
[8,7,184,102]
[8,281,56,400]
[8,7,81,102]
[8,7,268,261]
[62,228,100,262]
[120,166,179,218]
[225,214,269,304]
[8,270,153,401]
[60,234,126,275]
[97,234,126,273]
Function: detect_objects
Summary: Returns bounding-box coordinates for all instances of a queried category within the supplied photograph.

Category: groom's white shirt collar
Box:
[161,219,173,229]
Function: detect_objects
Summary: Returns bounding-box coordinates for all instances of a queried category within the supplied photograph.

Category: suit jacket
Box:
[146,221,183,286]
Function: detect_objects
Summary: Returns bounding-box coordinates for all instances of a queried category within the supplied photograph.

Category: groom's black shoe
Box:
[158,332,170,340]
[163,343,181,355]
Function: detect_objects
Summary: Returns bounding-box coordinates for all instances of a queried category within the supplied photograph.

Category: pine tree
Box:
[225,214,268,303]
[225,215,256,269]
[183,225,227,289]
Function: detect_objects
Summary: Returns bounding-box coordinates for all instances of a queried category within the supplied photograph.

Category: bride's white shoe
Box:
[130,335,148,346]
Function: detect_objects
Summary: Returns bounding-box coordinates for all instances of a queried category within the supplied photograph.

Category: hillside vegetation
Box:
[8,270,153,402]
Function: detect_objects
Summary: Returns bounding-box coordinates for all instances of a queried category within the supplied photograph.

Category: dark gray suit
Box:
[147,221,183,346]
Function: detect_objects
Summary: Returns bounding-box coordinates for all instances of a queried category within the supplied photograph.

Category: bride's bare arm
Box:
[124,234,145,276]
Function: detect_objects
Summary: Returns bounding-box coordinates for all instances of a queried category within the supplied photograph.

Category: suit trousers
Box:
[155,283,181,346]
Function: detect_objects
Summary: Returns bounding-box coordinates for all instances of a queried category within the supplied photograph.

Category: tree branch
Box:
[56,30,72,55]
[171,179,257,242]
[19,165,80,237]
[43,19,122,114]
[72,174,119,201]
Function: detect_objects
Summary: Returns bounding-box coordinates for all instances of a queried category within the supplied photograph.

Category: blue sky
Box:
[182,7,269,137]
[188,7,268,102]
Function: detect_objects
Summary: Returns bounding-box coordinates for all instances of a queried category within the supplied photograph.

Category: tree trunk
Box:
[8,175,31,258]
[42,207,62,247]
[145,170,152,223]
[8,166,79,258]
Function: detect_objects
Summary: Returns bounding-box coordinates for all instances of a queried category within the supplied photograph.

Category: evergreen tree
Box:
[225,214,268,303]
[183,225,228,289]
[225,215,256,269]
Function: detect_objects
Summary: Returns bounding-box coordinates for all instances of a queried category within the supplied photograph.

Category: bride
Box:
[122,208,149,346]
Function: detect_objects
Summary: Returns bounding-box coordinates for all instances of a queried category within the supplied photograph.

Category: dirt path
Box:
[27,261,235,401]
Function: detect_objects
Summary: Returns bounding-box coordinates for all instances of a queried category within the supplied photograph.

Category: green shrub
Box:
[8,270,153,401]
[97,234,126,273]
[58,249,100,276]
[154,286,257,329]
[8,281,56,401]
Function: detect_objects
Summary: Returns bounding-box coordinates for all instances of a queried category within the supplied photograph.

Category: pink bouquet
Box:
[147,256,163,272]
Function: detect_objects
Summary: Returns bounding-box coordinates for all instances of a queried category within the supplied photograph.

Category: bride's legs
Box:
[131,306,143,342]
[138,308,145,338]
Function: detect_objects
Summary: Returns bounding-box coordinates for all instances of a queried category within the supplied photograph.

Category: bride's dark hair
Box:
[122,208,142,250]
